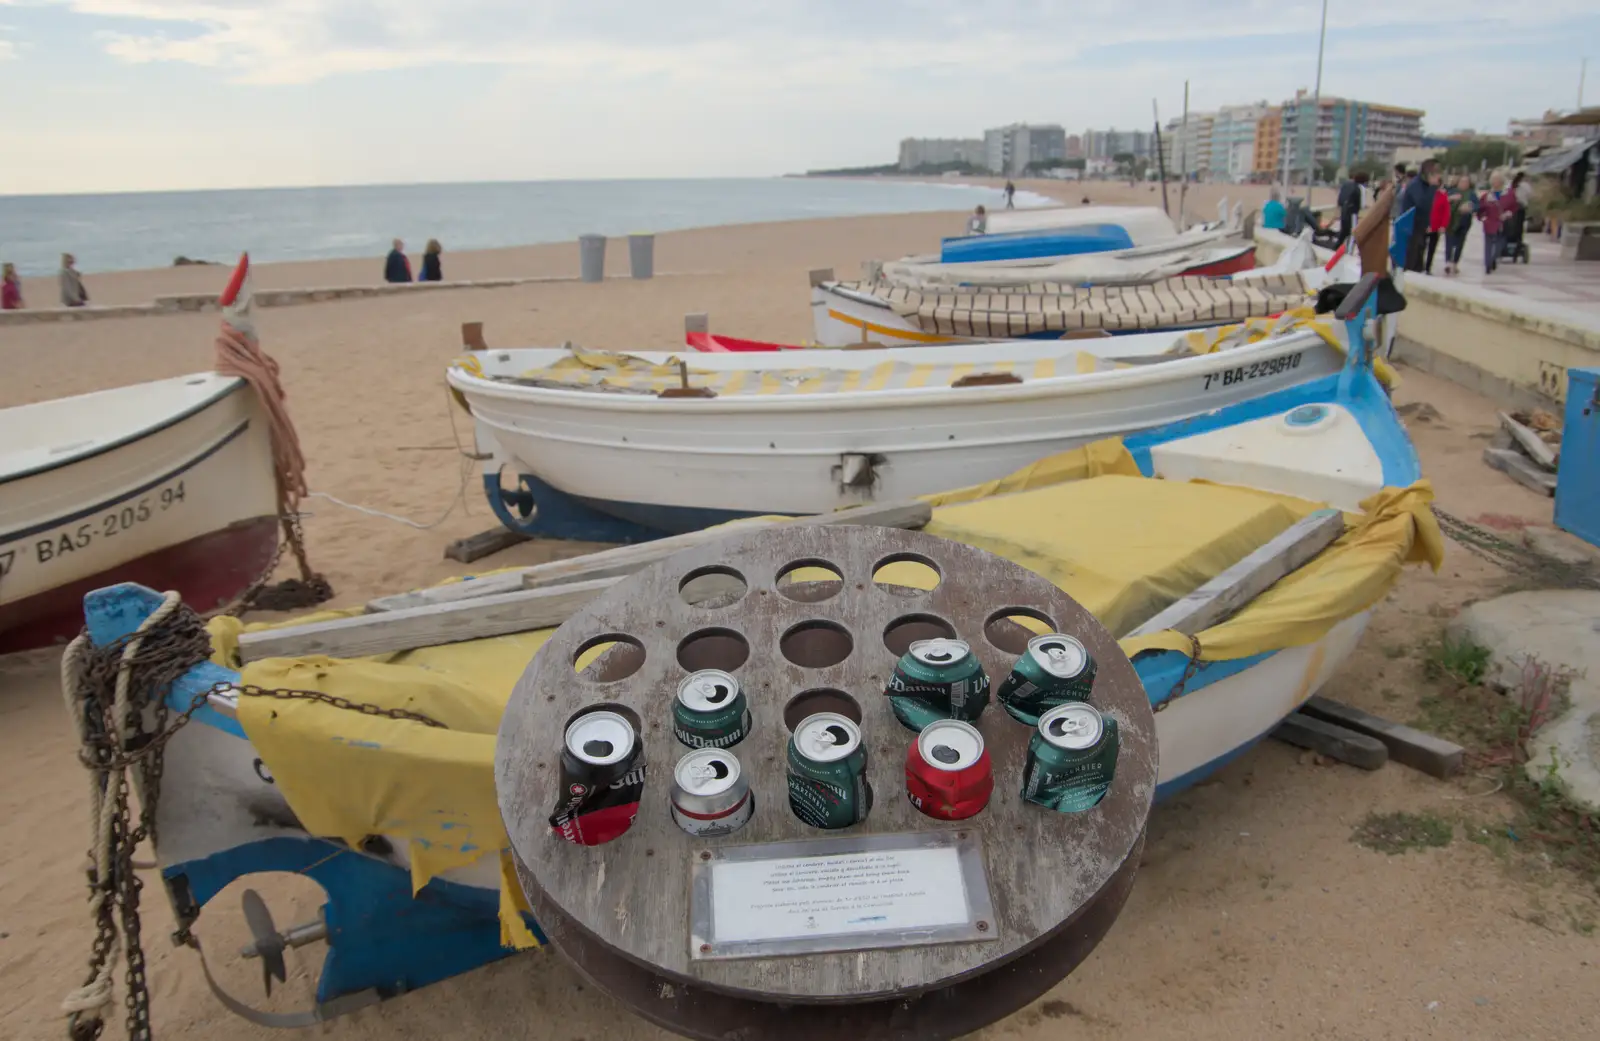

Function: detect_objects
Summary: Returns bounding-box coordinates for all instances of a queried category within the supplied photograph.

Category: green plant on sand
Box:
[1353,811,1453,854]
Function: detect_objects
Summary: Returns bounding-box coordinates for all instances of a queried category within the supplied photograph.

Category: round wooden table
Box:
[498,524,1156,1040]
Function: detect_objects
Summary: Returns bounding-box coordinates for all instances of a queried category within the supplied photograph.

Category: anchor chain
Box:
[61,597,446,1041]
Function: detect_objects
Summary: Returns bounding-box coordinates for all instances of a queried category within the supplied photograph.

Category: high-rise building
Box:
[1279,91,1425,171]
[897,137,986,172]
[1253,107,1283,178]
[1084,128,1155,161]
[1065,134,1084,159]
[983,124,1068,175]
[1161,112,1216,178]
[1211,102,1269,181]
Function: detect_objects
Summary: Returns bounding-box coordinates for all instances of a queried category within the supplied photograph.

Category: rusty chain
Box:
[66,600,444,1041]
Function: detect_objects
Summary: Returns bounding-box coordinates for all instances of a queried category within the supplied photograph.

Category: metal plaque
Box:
[689,831,995,960]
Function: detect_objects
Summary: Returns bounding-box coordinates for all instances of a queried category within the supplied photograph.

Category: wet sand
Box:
[2,199,1595,1041]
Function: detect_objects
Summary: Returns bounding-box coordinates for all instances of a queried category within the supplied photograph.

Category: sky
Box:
[0,1,1593,195]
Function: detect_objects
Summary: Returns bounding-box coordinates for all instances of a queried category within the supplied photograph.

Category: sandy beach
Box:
[3,191,1596,1041]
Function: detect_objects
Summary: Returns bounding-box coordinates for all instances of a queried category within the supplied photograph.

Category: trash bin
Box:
[628,234,655,280]
[578,234,606,283]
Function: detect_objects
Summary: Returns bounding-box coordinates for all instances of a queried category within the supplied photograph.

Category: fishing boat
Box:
[811,263,1339,347]
[0,375,279,654]
[71,276,1438,1026]
[885,235,1262,290]
[449,310,1373,537]
[980,203,1197,242]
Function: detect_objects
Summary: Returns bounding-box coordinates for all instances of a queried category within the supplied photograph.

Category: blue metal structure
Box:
[1555,367,1600,548]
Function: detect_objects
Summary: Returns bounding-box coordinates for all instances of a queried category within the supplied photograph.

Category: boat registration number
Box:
[1202,352,1303,391]
[0,481,188,578]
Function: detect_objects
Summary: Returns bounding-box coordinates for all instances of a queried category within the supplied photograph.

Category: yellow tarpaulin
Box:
[215,438,1441,949]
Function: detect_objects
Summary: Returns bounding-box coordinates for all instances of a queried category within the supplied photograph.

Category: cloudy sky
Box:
[0,1,1592,194]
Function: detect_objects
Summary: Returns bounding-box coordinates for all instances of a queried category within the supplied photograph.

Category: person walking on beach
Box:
[419,239,443,282]
[1335,171,1368,246]
[1425,180,1450,274]
[1,263,23,310]
[967,205,988,234]
[1003,181,1016,209]
[1477,173,1510,275]
[59,253,88,307]
[1443,175,1477,275]
[384,239,412,283]
[1261,186,1286,231]
[1400,160,1441,274]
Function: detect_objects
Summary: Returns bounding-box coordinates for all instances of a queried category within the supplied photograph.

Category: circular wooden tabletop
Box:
[497,524,1155,1036]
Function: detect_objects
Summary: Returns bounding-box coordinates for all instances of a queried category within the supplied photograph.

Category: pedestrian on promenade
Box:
[384,239,412,283]
[419,239,443,282]
[60,253,89,307]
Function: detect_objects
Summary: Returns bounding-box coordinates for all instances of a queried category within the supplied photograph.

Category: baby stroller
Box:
[1501,205,1530,264]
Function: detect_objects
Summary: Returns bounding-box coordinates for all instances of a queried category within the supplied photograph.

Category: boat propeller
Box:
[237,889,327,998]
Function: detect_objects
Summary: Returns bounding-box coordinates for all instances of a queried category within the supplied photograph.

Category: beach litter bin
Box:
[1555,367,1599,549]
[628,234,655,280]
[579,234,606,283]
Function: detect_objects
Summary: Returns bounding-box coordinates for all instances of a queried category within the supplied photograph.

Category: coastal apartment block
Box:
[983,124,1068,176]
[1279,92,1425,171]
[1165,92,1424,180]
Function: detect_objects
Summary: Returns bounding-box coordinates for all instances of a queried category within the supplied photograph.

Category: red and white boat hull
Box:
[0,375,279,654]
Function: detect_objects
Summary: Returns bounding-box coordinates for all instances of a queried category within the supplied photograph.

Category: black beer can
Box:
[549,705,647,846]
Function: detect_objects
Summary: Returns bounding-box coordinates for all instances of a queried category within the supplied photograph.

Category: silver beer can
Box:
[669,748,754,837]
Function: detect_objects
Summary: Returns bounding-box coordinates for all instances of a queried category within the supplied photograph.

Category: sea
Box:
[0,178,1053,276]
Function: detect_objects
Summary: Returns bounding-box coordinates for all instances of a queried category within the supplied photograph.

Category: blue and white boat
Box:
[71,277,1437,1025]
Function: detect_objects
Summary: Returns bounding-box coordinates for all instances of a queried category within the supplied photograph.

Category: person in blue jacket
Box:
[383,239,412,283]
[1400,160,1442,273]
[1261,187,1286,231]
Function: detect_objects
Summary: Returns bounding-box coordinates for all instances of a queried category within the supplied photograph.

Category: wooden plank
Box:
[1299,696,1464,778]
[1483,447,1557,496]
[521,500,933,592]
[1123,509,1345,638]
[365,500,932,612]
[1270,712,1389,770]
[1498,412,1557,471]
[443,526,531,564]
[239,577,623,663]
[366,572,529,613]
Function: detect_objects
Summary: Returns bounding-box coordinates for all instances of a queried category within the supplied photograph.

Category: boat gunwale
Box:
[0,375,246,487]
[446,329,1337,415]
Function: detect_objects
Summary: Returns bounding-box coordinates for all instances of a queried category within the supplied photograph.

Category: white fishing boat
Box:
[811,258,1344,348]
[69,280,1438,1026]
[0,374,280,654]
[981,204,1186,242]
[447,314,1361,535]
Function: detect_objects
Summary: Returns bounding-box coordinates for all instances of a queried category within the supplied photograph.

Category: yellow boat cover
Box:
[208,439,1441,949]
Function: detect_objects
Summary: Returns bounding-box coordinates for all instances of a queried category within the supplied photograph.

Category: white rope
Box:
[58,592,182,1027]
[299,385,477,531]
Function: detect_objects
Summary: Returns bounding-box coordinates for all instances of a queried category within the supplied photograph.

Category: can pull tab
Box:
[688,760,730,784]
[807,725,849,756]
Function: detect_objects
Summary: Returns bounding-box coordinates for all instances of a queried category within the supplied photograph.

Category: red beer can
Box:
[905,719,993,820]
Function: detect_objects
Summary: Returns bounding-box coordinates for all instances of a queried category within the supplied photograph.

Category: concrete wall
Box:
[1255,228,1600,409]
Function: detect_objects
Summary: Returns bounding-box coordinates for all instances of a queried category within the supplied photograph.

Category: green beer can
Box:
[673,669,752,749]
[997,633,1097,726]
[885,637,990,732]
[1021,703,1119,813]
[786,712,873,829]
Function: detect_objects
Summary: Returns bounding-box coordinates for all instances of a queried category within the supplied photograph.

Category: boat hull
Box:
[0,379,280,654]
[457,335,1345,526]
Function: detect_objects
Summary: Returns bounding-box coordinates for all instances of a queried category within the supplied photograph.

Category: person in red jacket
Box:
[1425,181,1451,274]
